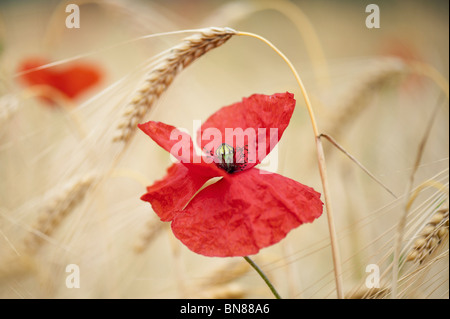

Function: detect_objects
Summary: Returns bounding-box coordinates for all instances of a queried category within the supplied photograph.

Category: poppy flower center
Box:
[213,143,248,174]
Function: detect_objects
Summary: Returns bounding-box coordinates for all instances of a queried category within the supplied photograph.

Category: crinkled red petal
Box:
[140,163,215,222]
[138,121,228,178]
[197,92,296,171]
[170,168,323,257]
[138,121,194,163]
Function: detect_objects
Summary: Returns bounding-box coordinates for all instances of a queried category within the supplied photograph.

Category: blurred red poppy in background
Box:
[17,57,102,107]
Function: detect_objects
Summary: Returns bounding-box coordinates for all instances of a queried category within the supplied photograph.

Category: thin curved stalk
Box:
[391,101,442,298]
[236,31,344,299]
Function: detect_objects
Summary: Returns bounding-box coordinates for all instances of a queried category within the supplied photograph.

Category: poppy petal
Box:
[56,64,102,99]
[197,92,296,171]
[138,121,228,178]
[17,57,102,104]
[18,58,55,87]
[138,121,194,163]
[170,168,323,257]
[141,163,215,222]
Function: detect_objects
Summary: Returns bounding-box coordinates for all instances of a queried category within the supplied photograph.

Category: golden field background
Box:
[0,0,448,298]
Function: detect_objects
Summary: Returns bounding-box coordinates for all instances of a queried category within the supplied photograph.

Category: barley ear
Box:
[23,174,97,253]
[406,208,449,263]
[133,219,164,254]
[112,27,236,143]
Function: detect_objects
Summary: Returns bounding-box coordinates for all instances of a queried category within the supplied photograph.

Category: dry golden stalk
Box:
[0,94,19,122]
[327,58,407,137]
[133,219,165,253]
[112,27,236,143]
[0,255,33,282]
[24,174,97,252]
[406,208,449,263]
[199,259,251,287]
[347,286,390,299]
[191,283,246,299]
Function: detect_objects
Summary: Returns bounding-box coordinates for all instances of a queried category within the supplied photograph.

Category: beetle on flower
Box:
[138,92,323,257]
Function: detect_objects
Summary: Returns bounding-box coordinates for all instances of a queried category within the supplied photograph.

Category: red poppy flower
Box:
[138,92,323,257]
[17,57,102,106]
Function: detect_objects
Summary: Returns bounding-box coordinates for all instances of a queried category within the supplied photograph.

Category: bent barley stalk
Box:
[112,27,236,143]
[199,259,251,287]
[326,58,407,138]
[0,94,19,123]
[236,31,344,299]
[192,283,246,299]
[347,286,390,299]
[133,219,164,254]
[23,174,97,253]
[391,101,442,298]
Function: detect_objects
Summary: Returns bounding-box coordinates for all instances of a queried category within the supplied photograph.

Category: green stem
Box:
[244,256,282,299]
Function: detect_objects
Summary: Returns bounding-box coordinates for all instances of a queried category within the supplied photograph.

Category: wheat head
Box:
[406,208,449,263]
[112,27,236,143]
[23,174,97,253]
[326,58,408,137]
[133,218,165,254]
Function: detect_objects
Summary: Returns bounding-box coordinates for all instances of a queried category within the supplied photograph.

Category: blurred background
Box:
[0,0,448,298]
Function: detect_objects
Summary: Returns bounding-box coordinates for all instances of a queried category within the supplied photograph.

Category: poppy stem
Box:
[244,256,282,299]
[237,31,344,299]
